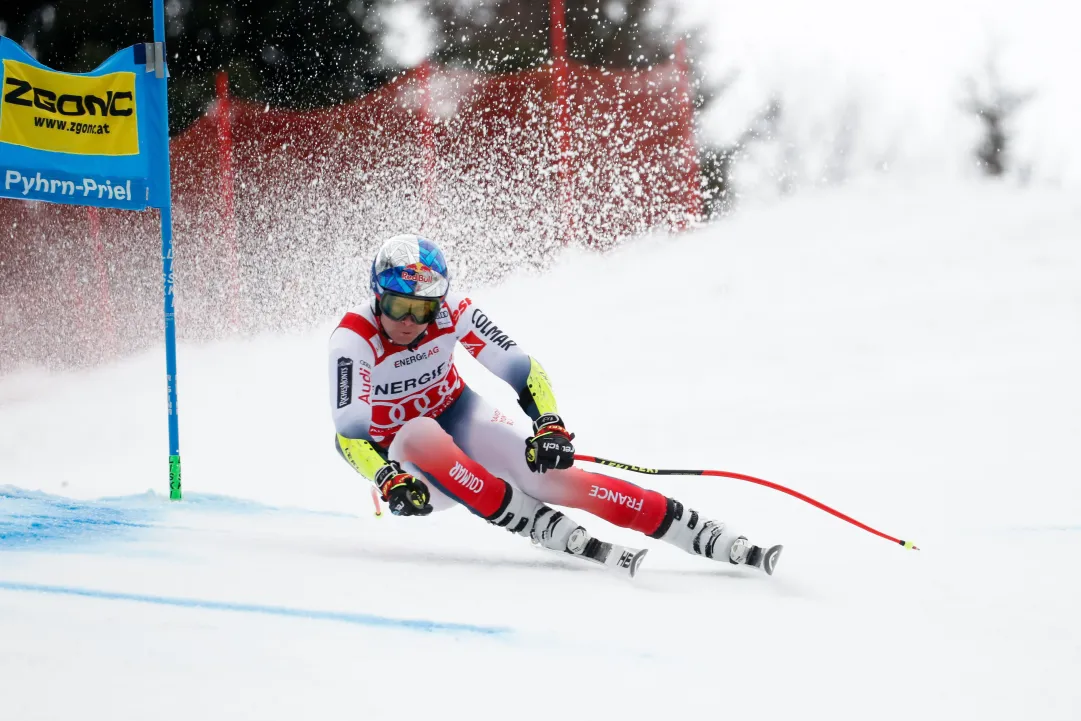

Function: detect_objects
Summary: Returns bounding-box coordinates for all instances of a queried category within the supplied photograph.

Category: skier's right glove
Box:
[374,461,433,517]
[525,413,576,473]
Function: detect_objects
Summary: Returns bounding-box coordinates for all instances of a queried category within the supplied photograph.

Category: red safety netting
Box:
[0,60,700,371]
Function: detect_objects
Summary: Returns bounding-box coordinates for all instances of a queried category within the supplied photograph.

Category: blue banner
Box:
[0,36,169,210]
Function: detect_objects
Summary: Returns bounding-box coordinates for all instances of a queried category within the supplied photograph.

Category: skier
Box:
[329,234,781,576]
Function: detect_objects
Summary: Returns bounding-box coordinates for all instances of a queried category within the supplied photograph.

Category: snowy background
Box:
[3,1,1081,718]
[2,177,1079,719]
[686,0,1081,189]
[381,0,1081,189]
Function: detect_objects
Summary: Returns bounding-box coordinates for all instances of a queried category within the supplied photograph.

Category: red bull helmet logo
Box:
[400,263,434,284]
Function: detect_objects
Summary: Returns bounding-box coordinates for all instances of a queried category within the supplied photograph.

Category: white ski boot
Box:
[653,499,782,575]
[488,484,648,578]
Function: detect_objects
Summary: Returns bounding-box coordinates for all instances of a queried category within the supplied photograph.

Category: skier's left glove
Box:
[375,461,433,517]
[524,413,576,473]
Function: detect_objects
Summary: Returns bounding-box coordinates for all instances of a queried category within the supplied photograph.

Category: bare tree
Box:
[698,97,781,217]
[961,55,1034,177]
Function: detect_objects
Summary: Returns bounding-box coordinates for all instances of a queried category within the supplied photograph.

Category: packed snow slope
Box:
[2,178,1079,720]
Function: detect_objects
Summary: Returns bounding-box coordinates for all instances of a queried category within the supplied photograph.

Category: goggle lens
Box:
[379,293,441,323]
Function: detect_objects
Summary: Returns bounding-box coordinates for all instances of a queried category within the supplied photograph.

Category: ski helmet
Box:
[370,234,450,322]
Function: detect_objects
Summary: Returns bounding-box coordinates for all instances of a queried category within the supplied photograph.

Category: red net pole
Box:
[550,0,571,245]
[419,60,436,231]
[64,257,86,352]
[675,38,702,228]
[550,0,568,60]
[216,71,241,332]
[87,207,116,359]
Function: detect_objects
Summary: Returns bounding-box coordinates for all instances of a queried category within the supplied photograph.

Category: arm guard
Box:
[335,433,389,482]
[517,357,560,420]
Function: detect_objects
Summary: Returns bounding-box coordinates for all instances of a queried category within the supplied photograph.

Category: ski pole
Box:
[575,454,918,550]
[370,485,383,518]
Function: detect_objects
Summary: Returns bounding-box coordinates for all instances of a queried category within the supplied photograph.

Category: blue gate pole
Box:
[152,0,182,500]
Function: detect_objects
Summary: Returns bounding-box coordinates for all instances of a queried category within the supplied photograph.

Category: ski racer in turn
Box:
[328,234,781,576]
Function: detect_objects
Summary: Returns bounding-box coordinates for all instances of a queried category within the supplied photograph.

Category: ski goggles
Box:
[378,292,443,324]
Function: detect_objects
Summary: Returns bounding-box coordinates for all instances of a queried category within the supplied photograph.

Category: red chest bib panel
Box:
[335,306,464,447]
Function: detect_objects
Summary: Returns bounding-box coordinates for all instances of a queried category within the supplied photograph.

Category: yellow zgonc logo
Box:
[0,59,139,156]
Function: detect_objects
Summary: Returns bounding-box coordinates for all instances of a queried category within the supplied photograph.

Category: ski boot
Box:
[654,498,783,575]
[488,485,648,578]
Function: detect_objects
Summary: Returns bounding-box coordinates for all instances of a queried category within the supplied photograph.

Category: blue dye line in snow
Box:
[0,580,510,637]
[0,487,154,550]
[0,486,357,550]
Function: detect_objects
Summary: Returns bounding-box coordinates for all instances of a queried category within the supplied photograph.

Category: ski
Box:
[744,544,783,576]
[536,533,648,578]
[576,537,648,578]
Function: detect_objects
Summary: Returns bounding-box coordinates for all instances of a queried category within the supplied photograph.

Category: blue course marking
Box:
[0,580,510,637]
[0,486,358,551]
[0,487,155,550]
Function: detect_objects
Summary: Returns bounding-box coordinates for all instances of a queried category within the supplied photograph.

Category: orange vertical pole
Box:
[674,38,702,228]
[216,71,241,332]
[88,207,116,358]
[550,0,572,244]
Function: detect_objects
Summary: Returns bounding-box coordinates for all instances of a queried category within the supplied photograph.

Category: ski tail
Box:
[745,544,783,575]
[576,537,648,579]
[539,533,648,579]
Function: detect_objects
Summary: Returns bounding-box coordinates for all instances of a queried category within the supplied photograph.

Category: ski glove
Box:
[524,413,576,473]
[375,461,433,517]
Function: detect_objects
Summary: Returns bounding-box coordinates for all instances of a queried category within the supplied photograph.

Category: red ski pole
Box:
[370,485,383,518]
[575,454,918,550]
